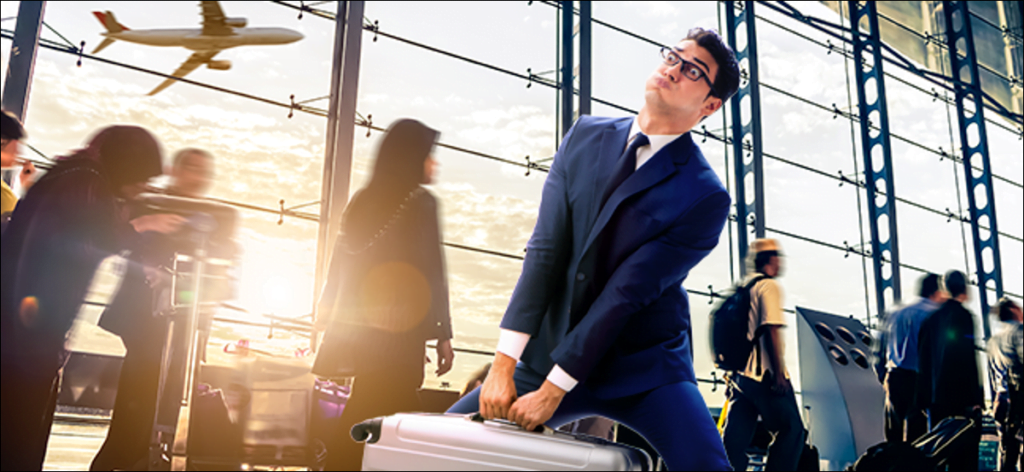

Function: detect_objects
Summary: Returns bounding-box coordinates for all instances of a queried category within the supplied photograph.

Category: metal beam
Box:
[314,1,364,339]
[726,1,766,275]
[849,1,902,315]
[1,1,45,187]
[560,1,574,138]
[578,1,592,117]
[943,1,1003,339]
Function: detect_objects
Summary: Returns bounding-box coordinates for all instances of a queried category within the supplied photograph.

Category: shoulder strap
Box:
[341,187,425,255]
[746,275,770,377]
[743,274,769,292]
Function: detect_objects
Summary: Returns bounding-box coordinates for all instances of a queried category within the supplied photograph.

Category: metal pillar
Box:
[560,1,574,139]
[1,1,45,186]
[578,2,592,117]
[726,1,766,275]
[1,1,44,120]
[943,1,1003,339]
[314,1,364,337]
[849,1,903,315]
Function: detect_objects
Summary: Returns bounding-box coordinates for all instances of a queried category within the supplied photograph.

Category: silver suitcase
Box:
[352,413,652,471]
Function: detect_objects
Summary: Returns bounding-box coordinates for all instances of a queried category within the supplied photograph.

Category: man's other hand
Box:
[435,339,455,377]
[508,380,566,432]
[771,375,792,396]
[480,352,518,420]
[18,160,37,190]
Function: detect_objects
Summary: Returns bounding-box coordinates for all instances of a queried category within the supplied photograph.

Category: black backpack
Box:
[709,275,767,372]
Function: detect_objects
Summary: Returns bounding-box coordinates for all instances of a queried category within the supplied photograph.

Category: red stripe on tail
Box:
[91,11,128,31]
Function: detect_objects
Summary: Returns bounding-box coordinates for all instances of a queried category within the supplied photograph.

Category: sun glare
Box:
[261,275,295,315]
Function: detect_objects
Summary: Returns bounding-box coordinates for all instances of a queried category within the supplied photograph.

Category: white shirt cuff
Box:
[546,365,579,392]
[496,329,530,362]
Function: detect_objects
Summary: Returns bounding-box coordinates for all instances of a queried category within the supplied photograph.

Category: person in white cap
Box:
[721,239,806,471]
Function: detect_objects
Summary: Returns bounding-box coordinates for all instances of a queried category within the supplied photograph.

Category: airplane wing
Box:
[200,1,232,36]
[148,50,220,96]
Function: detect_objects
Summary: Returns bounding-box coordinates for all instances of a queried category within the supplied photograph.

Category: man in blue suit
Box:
[449,27,740,471]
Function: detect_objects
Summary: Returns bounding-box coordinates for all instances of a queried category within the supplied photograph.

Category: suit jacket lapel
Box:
[581,133,682,257]
[586,119,633,223]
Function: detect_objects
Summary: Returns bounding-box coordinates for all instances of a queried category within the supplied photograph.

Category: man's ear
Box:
[703,97,723,117]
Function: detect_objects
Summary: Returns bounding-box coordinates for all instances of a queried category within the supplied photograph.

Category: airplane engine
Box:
[207,60,232,71]
[225,17,247,28]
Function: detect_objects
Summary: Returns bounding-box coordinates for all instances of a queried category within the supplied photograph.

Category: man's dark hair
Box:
[683,27,741,102]
[1,110,26,143]
[994,297,1019,322]
[944,270,968,299]
[918,273,942,299]
[754,250,779,274]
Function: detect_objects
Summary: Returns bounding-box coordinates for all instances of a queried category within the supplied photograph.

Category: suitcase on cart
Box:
[352,413,652,471]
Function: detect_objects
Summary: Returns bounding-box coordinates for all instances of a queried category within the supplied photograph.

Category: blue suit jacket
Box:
[501,115,730,399]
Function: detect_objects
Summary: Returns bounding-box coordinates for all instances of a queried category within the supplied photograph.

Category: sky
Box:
[2,1,1022,405]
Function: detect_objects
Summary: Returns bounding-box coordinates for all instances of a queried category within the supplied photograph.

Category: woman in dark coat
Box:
[313,119,454,470]
[0,126,173,471]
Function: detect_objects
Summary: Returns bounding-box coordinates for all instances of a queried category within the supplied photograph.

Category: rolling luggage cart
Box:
[138,195,239,471]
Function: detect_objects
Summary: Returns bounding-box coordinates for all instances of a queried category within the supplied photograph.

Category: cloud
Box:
[636,1,681,18]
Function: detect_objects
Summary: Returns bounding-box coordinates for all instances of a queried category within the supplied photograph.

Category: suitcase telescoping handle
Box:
[468,413,556,436]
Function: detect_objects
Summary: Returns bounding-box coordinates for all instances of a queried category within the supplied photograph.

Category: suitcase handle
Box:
[352,418,385,444]
[467,413,555,436]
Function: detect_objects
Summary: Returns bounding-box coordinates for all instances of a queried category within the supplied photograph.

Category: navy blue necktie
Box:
[600,133,650,211]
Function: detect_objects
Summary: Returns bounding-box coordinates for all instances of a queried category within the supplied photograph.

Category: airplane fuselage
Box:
[103,27,302,51]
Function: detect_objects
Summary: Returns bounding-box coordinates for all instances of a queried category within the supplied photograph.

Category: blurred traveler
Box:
[988,297,1023,471]
[1,110,37,227]
[0,126,181,471]
[313,119,454,471]
[449,27,740,471]
[721,239,806,471]
[917,270,984,471]
[879,273,945,443]
[462,363,492,399]
[91,148,217,471]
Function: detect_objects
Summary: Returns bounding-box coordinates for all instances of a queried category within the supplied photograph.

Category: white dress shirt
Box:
[498,118,685,392]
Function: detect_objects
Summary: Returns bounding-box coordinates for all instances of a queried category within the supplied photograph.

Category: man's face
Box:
[0,140,19,168]
[771,255,785,278]
[645,40,723,121]
[170,152,213,198]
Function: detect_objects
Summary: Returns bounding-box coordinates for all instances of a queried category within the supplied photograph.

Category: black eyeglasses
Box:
[660,47,717,96]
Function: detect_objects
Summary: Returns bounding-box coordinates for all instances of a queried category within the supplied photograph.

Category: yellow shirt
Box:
[1,180,17,215]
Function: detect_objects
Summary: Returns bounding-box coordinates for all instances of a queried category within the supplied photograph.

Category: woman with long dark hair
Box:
[313,119,454,470]
[0,125,182,471]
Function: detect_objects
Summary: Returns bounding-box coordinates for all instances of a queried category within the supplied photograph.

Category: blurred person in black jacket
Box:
[90,148,219,471]
[1,110,37,233]
[916,270,984,471]
[312,119,454,471]
[0,126,181,471]
[987,297,1023,472]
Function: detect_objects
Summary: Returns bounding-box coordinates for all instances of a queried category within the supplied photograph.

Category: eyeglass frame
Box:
[659,46,718,98]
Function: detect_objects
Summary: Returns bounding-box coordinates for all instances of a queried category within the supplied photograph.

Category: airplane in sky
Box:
[92,1,304,95]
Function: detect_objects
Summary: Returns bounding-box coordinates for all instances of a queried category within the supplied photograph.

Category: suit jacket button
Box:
[576,273,586,281]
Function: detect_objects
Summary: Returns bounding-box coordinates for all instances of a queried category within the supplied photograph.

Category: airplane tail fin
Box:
[92,11,128,34]
[92,11,128,54]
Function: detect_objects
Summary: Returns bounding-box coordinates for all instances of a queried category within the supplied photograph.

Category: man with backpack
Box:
[720,239,805,471]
